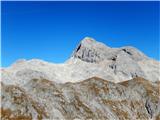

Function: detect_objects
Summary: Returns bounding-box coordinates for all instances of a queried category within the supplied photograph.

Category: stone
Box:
[1,37,160,119]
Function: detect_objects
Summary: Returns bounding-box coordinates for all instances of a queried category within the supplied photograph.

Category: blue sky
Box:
[2,1,159,67]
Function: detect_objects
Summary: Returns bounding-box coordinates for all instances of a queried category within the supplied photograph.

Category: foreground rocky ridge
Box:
[1,77,160,120]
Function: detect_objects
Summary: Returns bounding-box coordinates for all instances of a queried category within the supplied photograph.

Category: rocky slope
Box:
[1,77,160,120]
[1,37,160,120]
[1,37,160,86]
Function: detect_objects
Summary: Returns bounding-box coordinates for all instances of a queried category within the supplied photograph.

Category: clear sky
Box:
[2,1,159,67]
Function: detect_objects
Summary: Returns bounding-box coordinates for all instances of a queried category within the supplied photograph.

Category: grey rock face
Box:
[72,37,109,63]
[1,77,160,119]
[15,69,49,85]
[110,51,145,78]
[1,37,159,86]
[72,37,148,63]
[1,82,48,120]
[70,37,159,82]
[145,98,154,118]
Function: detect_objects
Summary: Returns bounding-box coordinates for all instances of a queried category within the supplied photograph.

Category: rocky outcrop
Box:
[1,77,160,120]
[1,83,48,120]
[72,37,148,63]
[72,37,107,63]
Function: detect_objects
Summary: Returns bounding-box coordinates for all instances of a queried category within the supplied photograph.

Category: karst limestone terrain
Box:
[1,37,160,120]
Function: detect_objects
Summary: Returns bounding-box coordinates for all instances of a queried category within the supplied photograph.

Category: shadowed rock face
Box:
[1,77,160,120]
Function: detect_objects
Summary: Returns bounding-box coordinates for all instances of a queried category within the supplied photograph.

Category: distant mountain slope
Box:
[1,37,159,86]
[1,77,160,120]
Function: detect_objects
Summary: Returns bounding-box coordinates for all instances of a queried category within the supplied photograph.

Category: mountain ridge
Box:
[1,37,160,120]
[1,37,159,86]
[1,77,160,120]
[71,37,149,63]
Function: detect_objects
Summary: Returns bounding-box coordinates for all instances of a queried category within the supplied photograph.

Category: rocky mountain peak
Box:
[75,37,108,51]
[72,37,110,63]
[72,37,148,63]
[80,37,97,45]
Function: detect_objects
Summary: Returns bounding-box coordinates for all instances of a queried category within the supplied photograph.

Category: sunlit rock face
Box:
[1,37,159,86]
[71,37,159,82]
[72,37,148,63]
[1,77,160,120]
[1,37,160,119]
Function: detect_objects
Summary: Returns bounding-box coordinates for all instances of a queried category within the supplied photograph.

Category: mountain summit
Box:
[72,37,110,63]
[72,37,148,63]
